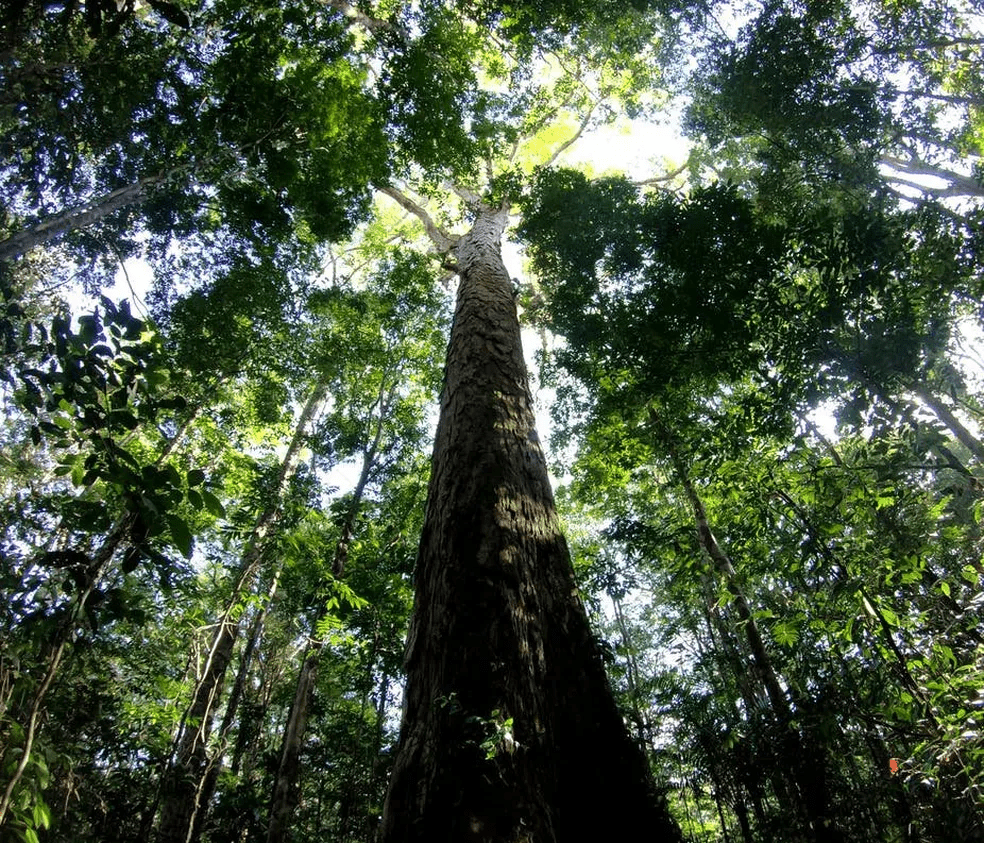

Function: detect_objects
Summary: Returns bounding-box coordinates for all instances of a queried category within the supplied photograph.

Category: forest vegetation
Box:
[1,0,983,841]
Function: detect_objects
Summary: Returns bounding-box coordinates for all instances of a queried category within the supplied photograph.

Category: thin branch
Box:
[506,133,522,166]
[542,97,602,169]
[873,37,984,55]
[633,157,690,188]
[106,240,149,320]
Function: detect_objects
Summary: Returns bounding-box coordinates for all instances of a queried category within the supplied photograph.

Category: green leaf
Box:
[880,607,899,628]
[32,799,51,830]
[772,620,800,647]
[166,514,194,559]
[146,0,191,29]
[111,410,140,430]
[843,617,854,642]
[201,490,226,518]
[187,488,204,511]
[121,546,142,574]
[186,468,206,487]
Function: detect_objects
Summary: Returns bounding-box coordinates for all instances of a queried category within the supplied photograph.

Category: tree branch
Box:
[882,169,984,199]
[633,157,690,188]
[873,36,984,55]
[882,184,969,223]
[443,181,485,210]
[377,185,458,256]
[542,97,602,169]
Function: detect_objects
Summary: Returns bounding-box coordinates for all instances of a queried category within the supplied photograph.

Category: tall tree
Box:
[292,2,684,837]
[379,194,680,842]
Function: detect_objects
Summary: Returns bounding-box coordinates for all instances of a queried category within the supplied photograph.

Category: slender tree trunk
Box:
[265,652,318,843]
[379,204,680,843]
[666,439,790,721]
[610,592,650,748]
[0,171,171,262]
[697,583,769,840]
[191,563,285,843]
[366,669,390,843]
[156,381,327,843]
[710,779,733,843]
[664,437,846,842]
[266,405,385,843]
[913,387,984,464]
[731,788,755,843]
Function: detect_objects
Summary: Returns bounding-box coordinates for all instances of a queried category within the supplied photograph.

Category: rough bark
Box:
[379,205,679,843]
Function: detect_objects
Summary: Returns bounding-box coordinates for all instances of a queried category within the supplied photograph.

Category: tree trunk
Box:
[668,447,790,721]
[913,387,984,465]
[660,432,846,841]
[266,404,386,843]
[191,563,284,843]
[366,669,390,843]
[610,592,650,749]
[156,380,327,843]
[265,652,318,843]
[0,171,169,262]
[378,204,679,843]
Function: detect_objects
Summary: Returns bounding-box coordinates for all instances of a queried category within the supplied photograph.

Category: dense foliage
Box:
[1,0,982,841]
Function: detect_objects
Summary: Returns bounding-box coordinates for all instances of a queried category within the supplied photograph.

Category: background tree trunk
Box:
[0,171,168,262]
[266,418,383,843]
[156,381,326,843]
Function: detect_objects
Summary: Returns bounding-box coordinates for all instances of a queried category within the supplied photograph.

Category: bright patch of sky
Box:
[106,257,154,319]
[560,117,690,181]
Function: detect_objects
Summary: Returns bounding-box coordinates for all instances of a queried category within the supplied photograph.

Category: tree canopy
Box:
[2,0,983,841]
